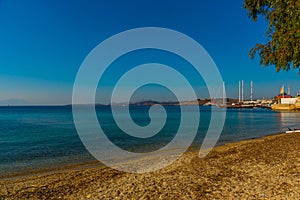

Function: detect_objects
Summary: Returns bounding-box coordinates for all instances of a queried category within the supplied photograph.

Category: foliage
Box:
[243,0,300,72]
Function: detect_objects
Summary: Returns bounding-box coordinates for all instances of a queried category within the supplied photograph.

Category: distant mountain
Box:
[129,99,239,106]
[64,103,108,107]
[130,100,179,106]
[0,99,31,106]
[64,98,240,107]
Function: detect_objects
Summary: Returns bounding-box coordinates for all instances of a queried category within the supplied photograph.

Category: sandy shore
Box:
[1,132,299,199]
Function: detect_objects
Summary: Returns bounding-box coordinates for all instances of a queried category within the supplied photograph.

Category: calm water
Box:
[1,106,300,177]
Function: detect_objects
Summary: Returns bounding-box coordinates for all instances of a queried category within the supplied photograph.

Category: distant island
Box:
[122,98,239,106]
[67,98,246,107]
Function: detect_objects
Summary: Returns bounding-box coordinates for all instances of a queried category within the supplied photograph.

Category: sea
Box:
[1,105,300,178]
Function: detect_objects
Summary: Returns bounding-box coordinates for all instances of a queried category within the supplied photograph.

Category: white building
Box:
[280,98,297,105]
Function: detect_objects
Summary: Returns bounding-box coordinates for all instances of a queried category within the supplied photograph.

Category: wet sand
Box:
[1,132,299,199]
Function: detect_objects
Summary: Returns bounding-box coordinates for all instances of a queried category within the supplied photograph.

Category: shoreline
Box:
[0,130,283,180]
[1,132,299,199]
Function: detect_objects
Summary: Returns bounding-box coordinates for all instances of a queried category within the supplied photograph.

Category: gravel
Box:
[1,133,299,199]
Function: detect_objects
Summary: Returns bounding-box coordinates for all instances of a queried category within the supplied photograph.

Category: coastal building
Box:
[271,85,300,111]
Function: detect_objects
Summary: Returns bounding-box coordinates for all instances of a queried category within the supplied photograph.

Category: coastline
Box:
[0,130,281,180]
[1,132,299,199]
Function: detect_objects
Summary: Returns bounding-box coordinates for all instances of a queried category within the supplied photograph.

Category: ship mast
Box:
[241,80,244,102]
[238,81,241,102]
[250,80,253,102]
[223,81,225,105]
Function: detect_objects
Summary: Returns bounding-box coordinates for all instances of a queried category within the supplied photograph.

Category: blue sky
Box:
[0,0,299,105]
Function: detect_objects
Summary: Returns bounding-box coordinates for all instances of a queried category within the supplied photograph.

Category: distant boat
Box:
[285,128,300,134]
[203,101,217,106]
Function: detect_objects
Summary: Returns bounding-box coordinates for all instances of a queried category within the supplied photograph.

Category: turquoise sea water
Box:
[1,106,300,177]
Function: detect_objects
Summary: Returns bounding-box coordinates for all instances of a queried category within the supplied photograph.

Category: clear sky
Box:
[0,0,299,105]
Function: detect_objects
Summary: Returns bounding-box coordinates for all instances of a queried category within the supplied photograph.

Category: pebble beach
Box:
[1,132,299,199]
